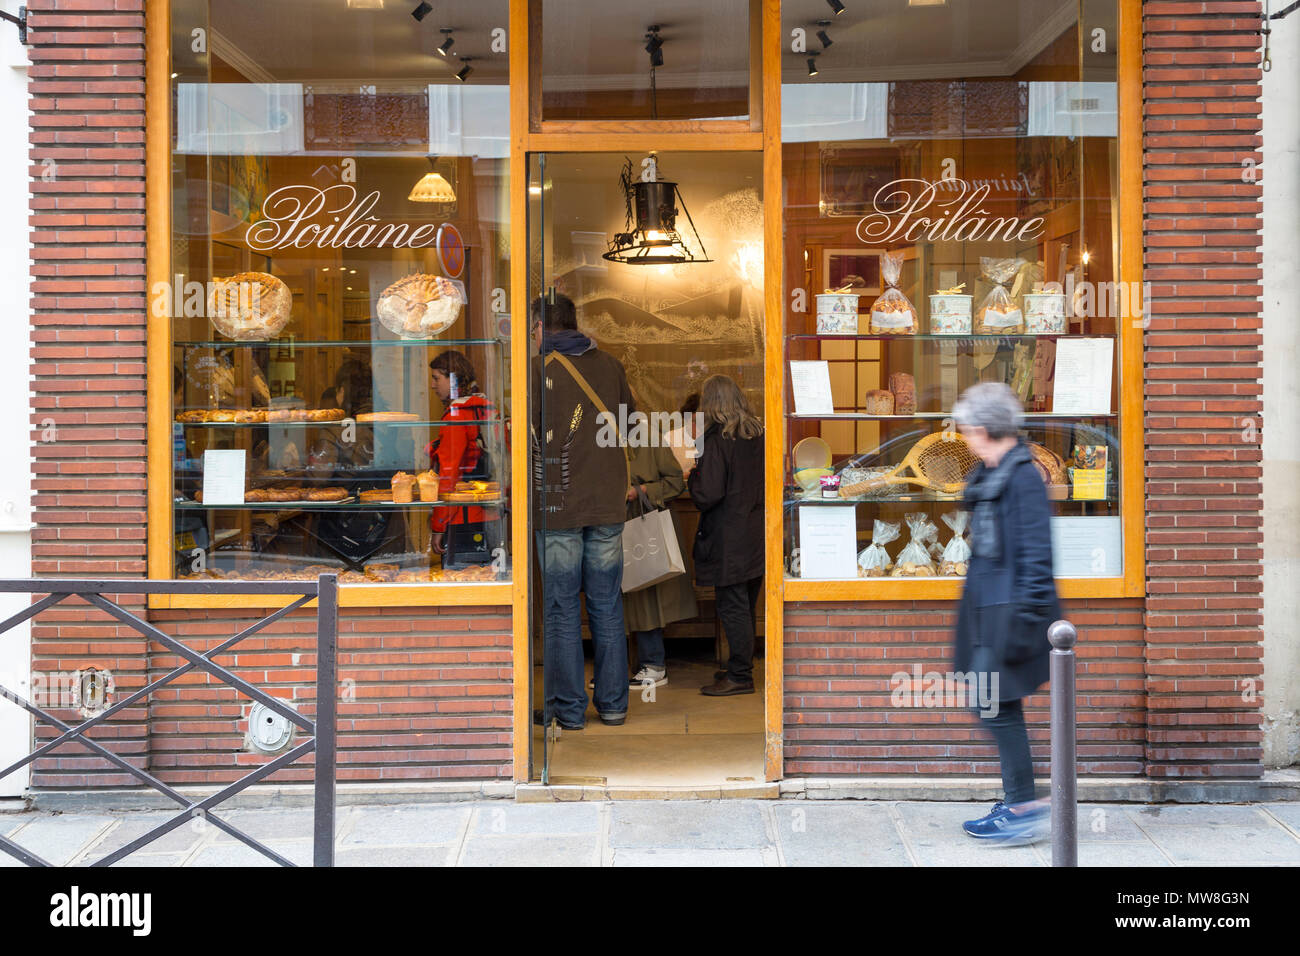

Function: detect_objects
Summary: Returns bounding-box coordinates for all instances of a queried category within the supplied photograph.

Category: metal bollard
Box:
[1048,619,1078,867]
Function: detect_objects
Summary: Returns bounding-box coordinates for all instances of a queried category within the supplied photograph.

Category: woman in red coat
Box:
[427,350,501,566]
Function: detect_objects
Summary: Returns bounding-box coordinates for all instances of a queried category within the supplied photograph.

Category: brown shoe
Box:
[701,676,755,696]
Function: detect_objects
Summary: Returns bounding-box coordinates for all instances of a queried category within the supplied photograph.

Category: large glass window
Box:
[780,0,1124,582]
[165,0,511,585]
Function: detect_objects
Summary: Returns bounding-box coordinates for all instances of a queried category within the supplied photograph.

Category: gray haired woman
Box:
[951,382,1061,845]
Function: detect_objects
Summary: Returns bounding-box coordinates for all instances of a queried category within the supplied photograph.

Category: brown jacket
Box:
[530,346,634,530]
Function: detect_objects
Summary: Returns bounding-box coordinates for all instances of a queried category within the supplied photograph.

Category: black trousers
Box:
[716,576,762,684]
[976,697,1036,805]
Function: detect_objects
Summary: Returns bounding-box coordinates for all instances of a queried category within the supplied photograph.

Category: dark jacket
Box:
[687,423,764,587]
[530,347,634,530]
[953,445,1062,702]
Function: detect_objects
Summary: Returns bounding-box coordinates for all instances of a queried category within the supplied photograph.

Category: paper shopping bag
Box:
[621,504,686,593]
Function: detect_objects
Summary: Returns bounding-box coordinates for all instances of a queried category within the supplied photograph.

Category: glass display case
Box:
[780,0,1127,587]
[163,0,512,587]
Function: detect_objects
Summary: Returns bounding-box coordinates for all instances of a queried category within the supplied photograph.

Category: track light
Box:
[816,19,833,48]
[826,0,845,14]
[645,25,663,68]
[411,1,432,21]
[437,29,454,56]
[456,57,474,82]
[807,52,820,77]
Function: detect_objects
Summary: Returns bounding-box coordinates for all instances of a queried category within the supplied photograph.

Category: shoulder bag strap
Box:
[546,352,632,487]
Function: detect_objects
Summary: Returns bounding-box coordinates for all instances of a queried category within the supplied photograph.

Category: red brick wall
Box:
[1142,1,1264,778]
[24,0,513,788]
[783,600,1146,777]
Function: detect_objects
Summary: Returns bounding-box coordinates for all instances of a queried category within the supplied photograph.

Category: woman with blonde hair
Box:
[689,374,765,696]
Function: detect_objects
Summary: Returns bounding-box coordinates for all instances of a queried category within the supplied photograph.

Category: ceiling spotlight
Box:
[826,0,845,14]
[816,20,833,48]
[807,52,820,77]
[645,26,664,68]
[437,29,454,56]
[411,1,432,22]
[456,57,474,82]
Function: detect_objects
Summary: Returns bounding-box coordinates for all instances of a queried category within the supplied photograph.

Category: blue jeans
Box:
[538,524,629,724]
[635,627,665,669]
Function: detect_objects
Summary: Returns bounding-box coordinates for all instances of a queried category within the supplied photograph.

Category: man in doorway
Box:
[531,292,636,729]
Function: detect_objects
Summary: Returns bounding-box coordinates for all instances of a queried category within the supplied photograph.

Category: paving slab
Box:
[460,834,599,867]
[336,845,455,867]
[208,808,340,844]
[1138,823,1300,865]
[1124,804,1271,826]
[470,801,600,836]
[610,799,768,849]
[774,802,911,866]
[186,841,314,867]
[1075,805,1150,843]
[2,814,116,866]
[75,813,208,860]
[612,848,767,866]
[342,805,470,847]
[1259,803,1300,834]
[108,852,190,869]
[1073,842,1172,867]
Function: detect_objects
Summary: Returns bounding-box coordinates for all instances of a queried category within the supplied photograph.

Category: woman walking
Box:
[689,375,764,697]
[952,382,1060,844]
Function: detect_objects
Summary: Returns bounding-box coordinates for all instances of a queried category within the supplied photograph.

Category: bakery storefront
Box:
[27,0,1266,791]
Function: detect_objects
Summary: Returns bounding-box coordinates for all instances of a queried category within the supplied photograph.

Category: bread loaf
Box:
[864,389,894,415]
[888,372,916,414]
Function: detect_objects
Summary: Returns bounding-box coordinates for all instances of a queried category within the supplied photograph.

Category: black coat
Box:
[687,424,764,587]
[953,449,1062,702]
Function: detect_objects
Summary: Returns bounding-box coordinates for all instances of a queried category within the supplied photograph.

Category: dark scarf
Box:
[963,440,1033,563]
[541,330,595,356]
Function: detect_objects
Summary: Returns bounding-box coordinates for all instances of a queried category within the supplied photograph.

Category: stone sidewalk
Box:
[3,799,1300,866]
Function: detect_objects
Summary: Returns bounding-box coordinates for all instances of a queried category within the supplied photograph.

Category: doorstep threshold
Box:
[517,781,780,801]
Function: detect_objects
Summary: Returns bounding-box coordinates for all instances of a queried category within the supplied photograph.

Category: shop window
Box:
[534,0,754,124]
[164,0,511,587]
[779,0,1128,586]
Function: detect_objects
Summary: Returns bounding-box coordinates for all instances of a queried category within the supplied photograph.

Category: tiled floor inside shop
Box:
[531,650,765,787]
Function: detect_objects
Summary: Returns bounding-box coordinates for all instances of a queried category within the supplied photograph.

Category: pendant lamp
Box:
[408,157,456,203]
[603,159,711,265]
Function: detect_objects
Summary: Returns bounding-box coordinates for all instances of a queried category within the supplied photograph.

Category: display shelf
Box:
[787,412,1116,421]
[174,337,504,348]
[175,498,505,511]
[785,494,1119,506]
[787,332,1102,343]
[174,418,504,428]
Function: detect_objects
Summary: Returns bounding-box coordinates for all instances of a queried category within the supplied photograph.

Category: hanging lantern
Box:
[604,159,711,265]
[408,157,457,204]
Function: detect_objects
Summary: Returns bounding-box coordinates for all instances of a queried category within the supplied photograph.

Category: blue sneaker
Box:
[962,801,1012,838]
[996,803,1050,846]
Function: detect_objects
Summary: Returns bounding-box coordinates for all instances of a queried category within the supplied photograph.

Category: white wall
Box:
[0,1,32,797]
[1262,10,1300,768]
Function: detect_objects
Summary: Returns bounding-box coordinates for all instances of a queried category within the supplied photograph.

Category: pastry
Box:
[267,408,294,423]
[1027,442,1069,486]
[359,489,391,503]
[245,488,271,502]
[888,372,916,415]
[206,271,292,341]
[976,304,1024,334]
[376,273,464,338]
[364,563,399,582]
[234,409,267,424]
[416,470,440,502]
[864,389,894,416]
[391,472,416,503]
[357,411,420,423]
[339,571,371,584]
[176,409,208,424]
[208,410,237,423]
[307,487,348,502]
[308,408,346,422]
[869,299,918,334]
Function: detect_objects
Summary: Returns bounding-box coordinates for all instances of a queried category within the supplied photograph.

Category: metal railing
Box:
[1048,619,1078,867]
[0,575,338,867]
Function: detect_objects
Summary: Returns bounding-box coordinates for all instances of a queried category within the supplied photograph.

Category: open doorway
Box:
[528,151,766,787]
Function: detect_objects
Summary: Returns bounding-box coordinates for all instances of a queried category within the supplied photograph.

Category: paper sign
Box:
[202,449,246,505]
[798,505,859,579]
[789,360,835,416]
[1052,337,1114,414]
[1051,515,1121,577]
